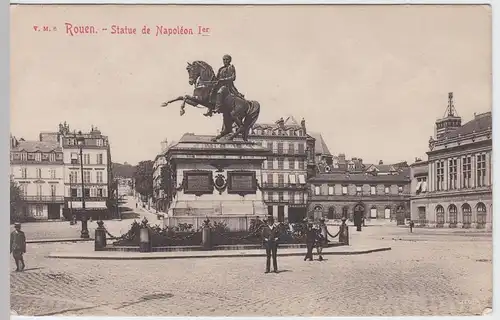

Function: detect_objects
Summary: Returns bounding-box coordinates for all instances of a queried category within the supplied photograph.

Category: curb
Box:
[27,238,94,244]
[46,247,391,260]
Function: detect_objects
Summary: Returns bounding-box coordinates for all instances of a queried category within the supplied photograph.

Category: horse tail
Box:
[245,100,260,128]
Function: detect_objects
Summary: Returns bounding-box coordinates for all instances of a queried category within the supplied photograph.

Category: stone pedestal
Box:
[164,135,271,231]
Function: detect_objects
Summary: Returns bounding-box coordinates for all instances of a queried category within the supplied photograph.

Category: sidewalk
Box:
[46,243,391,260]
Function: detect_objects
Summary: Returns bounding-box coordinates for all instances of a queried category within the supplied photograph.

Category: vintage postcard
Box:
[9,3,493,317]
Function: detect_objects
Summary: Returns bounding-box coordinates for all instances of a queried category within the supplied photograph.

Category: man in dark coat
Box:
[261,215,279,273]
[304,220,315,261]
[10,222,26,272]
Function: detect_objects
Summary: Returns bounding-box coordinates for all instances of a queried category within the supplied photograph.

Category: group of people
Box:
[261,215,328,274]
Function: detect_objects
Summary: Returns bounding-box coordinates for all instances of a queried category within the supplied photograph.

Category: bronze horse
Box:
[161,60,260,141]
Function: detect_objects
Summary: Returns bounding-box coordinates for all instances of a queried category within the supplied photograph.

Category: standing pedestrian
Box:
[304,220,315,261]
[262,215,279,273]
[409,220,415,233]
[10,223,26,272]
[316,218,328,261]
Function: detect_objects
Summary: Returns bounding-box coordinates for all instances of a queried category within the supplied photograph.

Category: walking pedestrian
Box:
[409,220,415,233]
[262,215,279,273]
[10,223,26,272]
[304,220,315,261]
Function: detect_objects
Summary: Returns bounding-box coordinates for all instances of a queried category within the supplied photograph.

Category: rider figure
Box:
[204,54,245,117]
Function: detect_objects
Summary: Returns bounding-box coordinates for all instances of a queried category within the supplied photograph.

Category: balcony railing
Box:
[270,148,307,156]
[265,198,307,205]
[22,195,64,202]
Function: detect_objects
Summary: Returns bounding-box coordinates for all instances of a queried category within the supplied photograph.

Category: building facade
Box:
[308,160,411,222]
[410,93,492,230]
[248,117,311,223]
[56,123,112,219]
[10,136,65,220]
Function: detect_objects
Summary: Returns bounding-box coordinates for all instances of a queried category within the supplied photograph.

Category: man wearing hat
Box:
[10,222,26,272]
[304,218,316,261]
[261,215,280,273]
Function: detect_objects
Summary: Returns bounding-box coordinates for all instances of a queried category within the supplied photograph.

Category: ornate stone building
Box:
[410,93,492,230]
[248,117,311,223]
[308,160,410,222]
[10,135,65,220]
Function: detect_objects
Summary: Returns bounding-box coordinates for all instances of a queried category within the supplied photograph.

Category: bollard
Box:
[339,217,350,245]
[94,220,107,251]
[139,217,151,253]
[202,226,212,249]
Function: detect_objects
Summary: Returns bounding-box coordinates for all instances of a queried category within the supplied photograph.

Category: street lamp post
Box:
[76,132,90,239]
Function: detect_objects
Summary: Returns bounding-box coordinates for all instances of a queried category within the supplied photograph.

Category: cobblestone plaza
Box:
[10,224,492,317]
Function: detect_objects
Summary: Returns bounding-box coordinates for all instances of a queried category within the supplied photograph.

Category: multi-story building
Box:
[56,123,112,219]
[10,135,65,220]
[248,117,311,223]
[410,93,492,229]
[308,157,411,222]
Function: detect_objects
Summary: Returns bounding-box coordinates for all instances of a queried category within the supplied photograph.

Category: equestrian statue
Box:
[161,54,260,142]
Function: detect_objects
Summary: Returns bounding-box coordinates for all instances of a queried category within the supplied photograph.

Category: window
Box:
[462,156,472,188]
[71,152,79,164]
[448,205,457,225]
[278,158,284,170]
[49,153,56,162]
[50,169,56,179]
[289,174,296,184]
[268,191,274,201]
[278,174,284,186]
[35,153,42,162]
[328,207,335,219]
[298,174,306,184]
[328,185,334,195]
[84,154,91,164]
[477,202,487,226]
[266,142,273,151]
[278,192,284,202]
[96,171,103,183]
[342,186,348,195]
[462,204,472,228]
[436,160,444,191]
[449,159,457,189]
[35,205,43,217]
[21,152,27,161]
[97,153,103,165]
[83,171,91,183]
[267,173,273,185]
[96,139,103,146]
[476,154,486,187]
[289,191,295,203]
[50,184,56,196]
[21,168,27,179]
[36,168,42,179]
[288,143,295,154]
[298,160,305,170]
[356,185,362,195]
[277,143,283,154]
[384,186,390,194]
[398,185,403,194]
[97,188,103,197]
[436,205,445,225]
[71,188,78,197]
[370,185,376,195]
[298,143,305,154]
[84,188,91,198]
[314,185,321,195]
[69,171,78,184]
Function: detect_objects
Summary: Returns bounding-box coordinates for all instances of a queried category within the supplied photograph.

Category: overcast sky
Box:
[11,4,491,165]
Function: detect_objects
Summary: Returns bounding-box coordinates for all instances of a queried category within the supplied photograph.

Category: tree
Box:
[10,179,24,223]
[133,160,154,199]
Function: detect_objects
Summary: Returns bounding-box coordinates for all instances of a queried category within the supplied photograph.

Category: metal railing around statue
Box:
[94,216,350,252]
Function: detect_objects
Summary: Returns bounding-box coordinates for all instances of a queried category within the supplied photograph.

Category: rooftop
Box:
[441,111,491,140]
[309,132,332,156]
[310,169,410,183]
[11,140,62,153]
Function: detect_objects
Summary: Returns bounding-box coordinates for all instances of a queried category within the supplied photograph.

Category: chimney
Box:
[358,158,363,164]
[379,160,383,165]
[300,118,306,134]
[338,153,346,162]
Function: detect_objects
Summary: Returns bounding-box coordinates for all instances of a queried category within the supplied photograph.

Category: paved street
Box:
[13,197,159,241]
[10,225,492,317]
